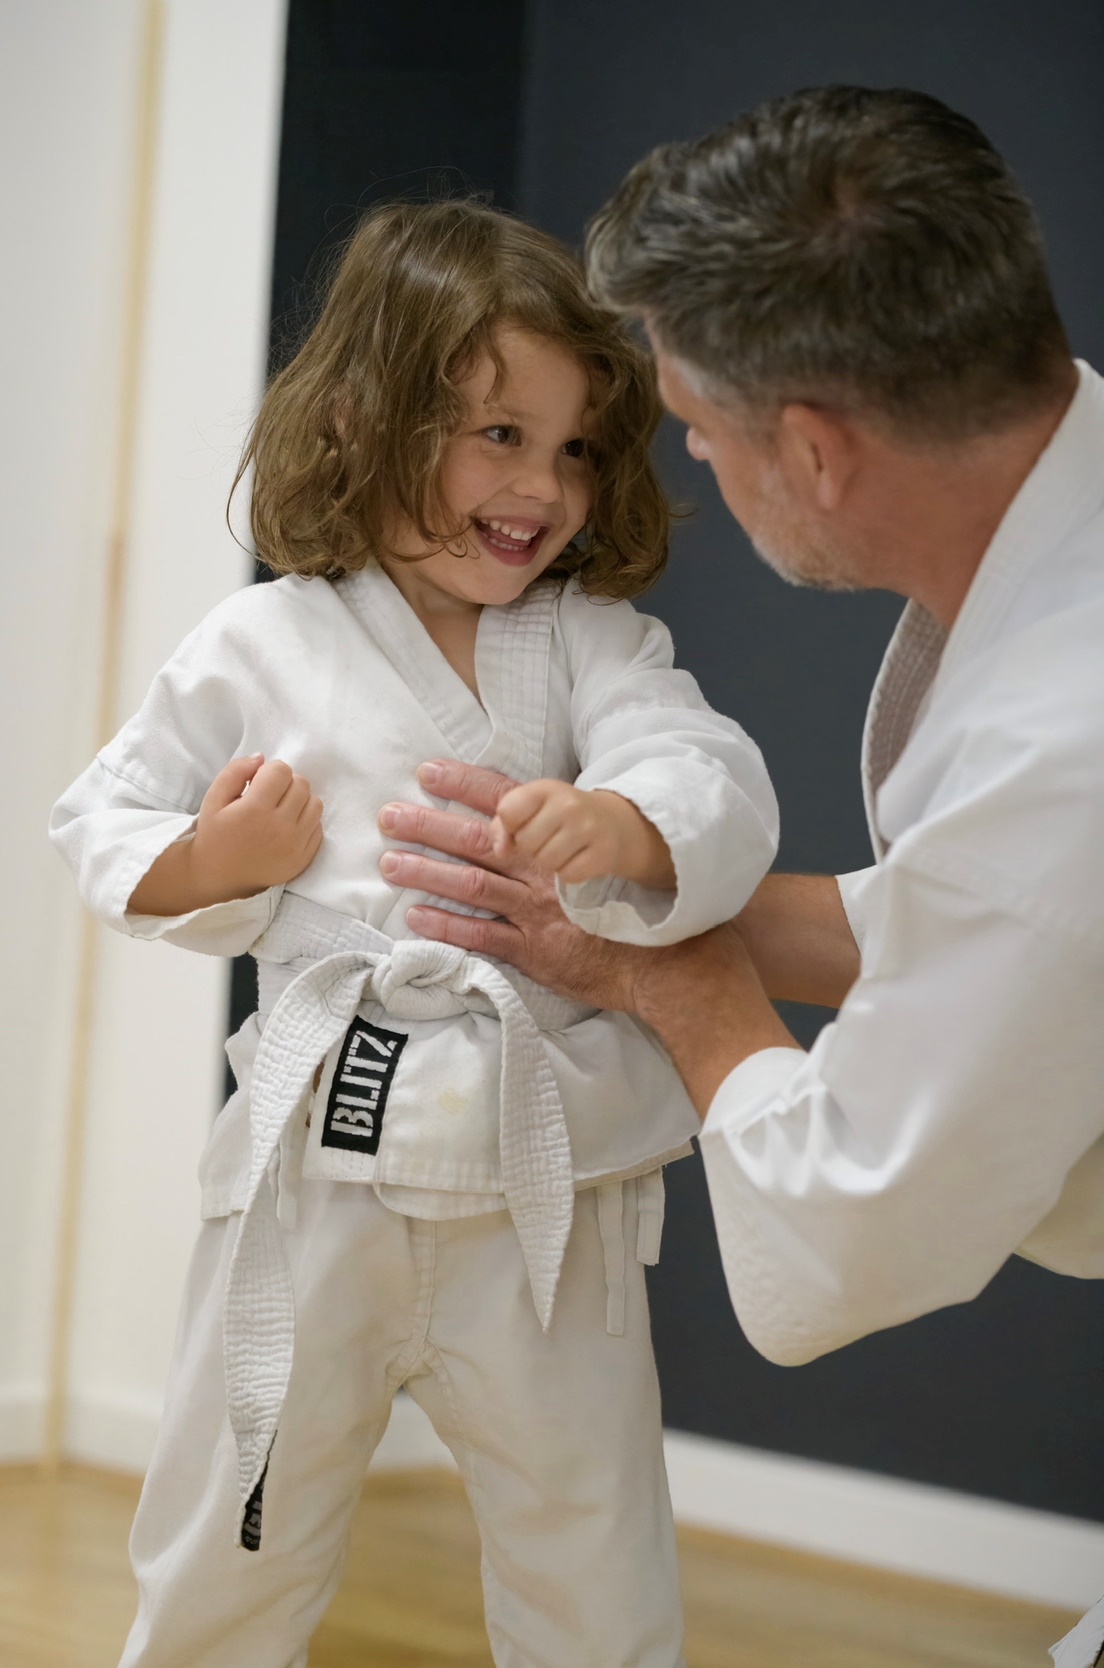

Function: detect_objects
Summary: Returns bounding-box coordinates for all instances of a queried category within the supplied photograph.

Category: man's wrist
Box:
[631,925,800,1116]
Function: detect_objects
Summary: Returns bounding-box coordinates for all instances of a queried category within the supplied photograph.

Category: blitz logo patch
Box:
[320,1017,408,1156]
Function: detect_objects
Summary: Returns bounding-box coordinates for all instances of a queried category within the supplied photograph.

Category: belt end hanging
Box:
[239,1457,269,1552]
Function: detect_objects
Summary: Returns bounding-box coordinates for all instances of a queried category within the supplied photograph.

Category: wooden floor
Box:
[0,1464,1075,1667]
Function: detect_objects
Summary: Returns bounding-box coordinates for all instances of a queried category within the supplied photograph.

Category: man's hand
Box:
[491,779,676,889]
[127,755,323,916]
[378,759,798,1113]
[377,761,649,1010]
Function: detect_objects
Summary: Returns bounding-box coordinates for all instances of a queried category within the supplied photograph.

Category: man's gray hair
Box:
[586,86,1071,440]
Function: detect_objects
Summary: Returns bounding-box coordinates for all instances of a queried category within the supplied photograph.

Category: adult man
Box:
[377,88,1104,1661]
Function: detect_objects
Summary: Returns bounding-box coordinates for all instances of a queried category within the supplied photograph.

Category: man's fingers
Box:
[380,849,525,916]
[418,759,519,817]
[378,800,496,864]
[405,903,524,962]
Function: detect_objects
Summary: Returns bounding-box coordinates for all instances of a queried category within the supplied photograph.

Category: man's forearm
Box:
[736,873,860,1007]
[634,926,800,1116]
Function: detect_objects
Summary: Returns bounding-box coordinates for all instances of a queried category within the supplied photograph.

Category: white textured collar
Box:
[934,359,1104,693]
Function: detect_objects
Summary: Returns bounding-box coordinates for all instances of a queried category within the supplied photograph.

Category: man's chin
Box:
[752,536,861,594]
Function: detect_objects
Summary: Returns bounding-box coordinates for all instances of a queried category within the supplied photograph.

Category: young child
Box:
[52,201,778,1668]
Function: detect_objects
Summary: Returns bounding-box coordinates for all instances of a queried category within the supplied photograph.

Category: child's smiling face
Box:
[384,326,595,610]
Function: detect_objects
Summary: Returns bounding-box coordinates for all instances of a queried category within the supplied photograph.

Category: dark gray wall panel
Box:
[520,0,1104,1520]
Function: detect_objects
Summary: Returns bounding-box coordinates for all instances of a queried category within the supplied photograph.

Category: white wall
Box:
[0,0,1097,1619]
[0,0,286,1467]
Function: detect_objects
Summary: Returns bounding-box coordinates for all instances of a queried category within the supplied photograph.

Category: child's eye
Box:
[482,424,518,445]
[561,437,588,459]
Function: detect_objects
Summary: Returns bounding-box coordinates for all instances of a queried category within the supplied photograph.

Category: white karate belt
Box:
[225,891,588,1547]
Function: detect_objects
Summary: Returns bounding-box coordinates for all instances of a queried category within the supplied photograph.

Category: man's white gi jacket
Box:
[700,361,1104,1369]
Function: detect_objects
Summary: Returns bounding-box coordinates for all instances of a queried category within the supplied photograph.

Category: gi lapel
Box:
[334,561,493,761]
[473,579,556,783]
[332,562,556,784]
[861,604,947,859]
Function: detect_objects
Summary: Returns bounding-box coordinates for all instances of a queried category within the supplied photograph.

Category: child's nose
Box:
[510,450,562,503]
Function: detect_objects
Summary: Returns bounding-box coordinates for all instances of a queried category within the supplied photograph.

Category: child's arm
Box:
[491,779,675,890]
[50,585,318,958]
[128,753,323,915]
[543,587,779,948]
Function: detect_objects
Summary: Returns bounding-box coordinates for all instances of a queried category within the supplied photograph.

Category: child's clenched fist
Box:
[127,754,323,916]
[491,779,675,890]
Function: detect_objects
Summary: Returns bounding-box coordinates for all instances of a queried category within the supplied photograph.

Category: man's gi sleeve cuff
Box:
[835,866,880,952]
[701,1046,808,1139]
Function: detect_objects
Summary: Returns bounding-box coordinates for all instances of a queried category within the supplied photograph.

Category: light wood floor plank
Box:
[0,1464,1076,1666]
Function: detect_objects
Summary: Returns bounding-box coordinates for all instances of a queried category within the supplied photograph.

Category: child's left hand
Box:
[491,779,676,890]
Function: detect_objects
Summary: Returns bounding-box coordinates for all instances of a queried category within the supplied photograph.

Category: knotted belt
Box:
[225,892,582,1547]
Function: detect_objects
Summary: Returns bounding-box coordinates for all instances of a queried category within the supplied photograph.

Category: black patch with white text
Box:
[320,1016,408,1156]
[240,1459,268,1551]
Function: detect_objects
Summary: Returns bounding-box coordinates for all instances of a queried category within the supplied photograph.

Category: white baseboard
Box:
[6,1385,1098,1611]
[373,1398,1102,1611]
[0,1386,45,1460]
[64,1392,163,1475]
[662,1428,1103,1612]
[370,1390,457,1470]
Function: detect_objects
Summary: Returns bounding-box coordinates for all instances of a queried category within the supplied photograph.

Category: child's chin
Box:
[475,554,558,599]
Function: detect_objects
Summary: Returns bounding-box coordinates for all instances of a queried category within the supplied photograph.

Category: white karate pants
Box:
[118,1177,685,1668]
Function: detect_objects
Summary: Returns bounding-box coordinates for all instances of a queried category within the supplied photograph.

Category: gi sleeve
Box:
[555,587,779,946]
[699,846,1104,1366]
[49,599,281,957]
[835,865,880,948]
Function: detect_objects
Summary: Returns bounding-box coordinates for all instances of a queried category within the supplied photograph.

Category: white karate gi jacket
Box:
[53,561,778,1220]
[700,360,1104,1369]
[53,559,779,1533]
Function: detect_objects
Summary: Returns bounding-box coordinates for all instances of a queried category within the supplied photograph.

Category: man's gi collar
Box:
[934,359,1104,693]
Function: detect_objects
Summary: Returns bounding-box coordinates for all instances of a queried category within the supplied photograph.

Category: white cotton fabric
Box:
[50,560,778,1549]
[701,359,1104,1367]
[226,894,580,1512]
[51,562,778,1220]
[117,1179,686,1668]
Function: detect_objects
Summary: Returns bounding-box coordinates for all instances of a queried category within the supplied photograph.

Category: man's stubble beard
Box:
[747,468,863,594]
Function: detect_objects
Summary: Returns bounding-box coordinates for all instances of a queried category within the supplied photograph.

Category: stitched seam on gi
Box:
[94,752,198,813]
[386,1218,438,1394]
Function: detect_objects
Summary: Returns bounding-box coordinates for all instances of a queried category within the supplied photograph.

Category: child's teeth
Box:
[484,520,531,542]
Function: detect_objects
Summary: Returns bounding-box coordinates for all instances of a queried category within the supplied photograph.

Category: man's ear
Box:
[776,403,859,511]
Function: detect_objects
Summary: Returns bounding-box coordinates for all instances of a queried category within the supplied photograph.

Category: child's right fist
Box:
[126,754,323,917]
[190,755,324,903]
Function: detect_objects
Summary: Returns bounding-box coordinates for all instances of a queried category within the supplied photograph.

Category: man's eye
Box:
[561,437,587,458]
[483,424,517,444]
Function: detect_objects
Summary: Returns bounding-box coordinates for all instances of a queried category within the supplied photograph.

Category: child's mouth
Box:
[472,518,548,566]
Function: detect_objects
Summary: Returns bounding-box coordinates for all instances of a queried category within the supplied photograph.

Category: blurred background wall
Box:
[4,0,1102,1611]
[0,0,284,1469]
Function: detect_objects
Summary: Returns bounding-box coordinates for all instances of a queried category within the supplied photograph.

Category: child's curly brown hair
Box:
[235,199,669,598]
